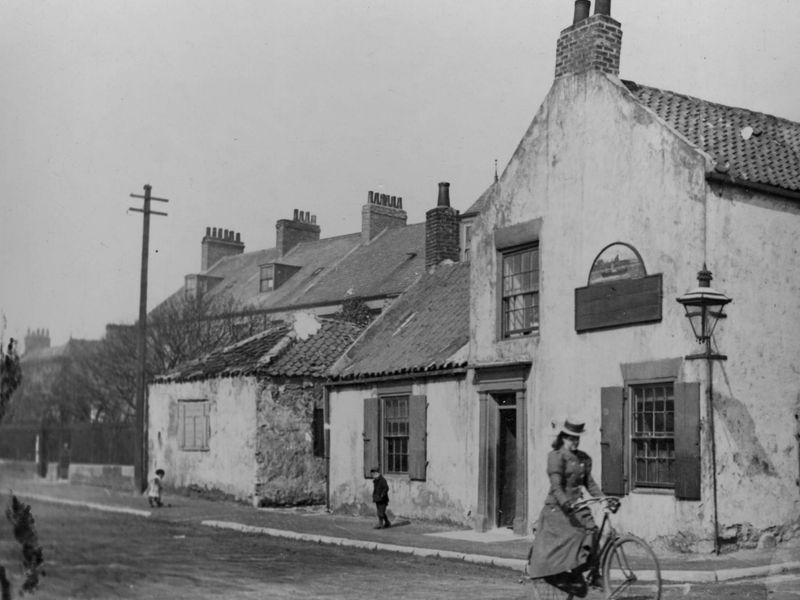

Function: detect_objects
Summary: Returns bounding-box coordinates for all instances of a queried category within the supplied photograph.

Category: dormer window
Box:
[185,274,223,300]
[259,265,275,292]
[259,262,301,293]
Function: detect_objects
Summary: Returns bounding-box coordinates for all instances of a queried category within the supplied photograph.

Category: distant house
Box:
[147,185,466,503]
[149,314,362,504]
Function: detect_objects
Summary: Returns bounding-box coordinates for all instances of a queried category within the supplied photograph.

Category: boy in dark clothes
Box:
[370,467,391,529]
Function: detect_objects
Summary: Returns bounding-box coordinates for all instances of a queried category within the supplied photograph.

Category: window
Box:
[631,383,675,488]
[383,396,409,474]
[501,245,539,338]
[179,400,210,451]
[259,265,274,293]
[363,393,427,480]
[184,275,197,300]
[601,381,700,499]
[462,223,473,261]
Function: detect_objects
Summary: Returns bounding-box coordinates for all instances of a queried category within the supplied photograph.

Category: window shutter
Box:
[178,403,186,449]
[408,395,428,481]
[203,402,211,449]
[363,397,379,478]
[674,382,701,500]
[600,386,625,496]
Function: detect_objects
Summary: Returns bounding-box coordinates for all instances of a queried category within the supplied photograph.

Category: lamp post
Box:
[676,264,731,555]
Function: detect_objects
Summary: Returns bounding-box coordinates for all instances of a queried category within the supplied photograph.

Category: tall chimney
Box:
[23,327,51,355]
[361,190,408,243]
[201,227,245,271]
[555,0,622,78]
[276,209,321,256]
[425,181,460,270]
[573,0,590,23]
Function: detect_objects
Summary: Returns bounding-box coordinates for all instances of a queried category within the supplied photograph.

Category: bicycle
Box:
[522,496,662,600]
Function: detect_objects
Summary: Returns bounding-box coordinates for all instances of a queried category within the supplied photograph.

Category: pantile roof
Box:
[625,80,800,194]
[333,262,470,380]
[154,317,363,383]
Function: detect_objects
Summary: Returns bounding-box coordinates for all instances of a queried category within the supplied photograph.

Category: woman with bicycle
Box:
[527,418,603,580]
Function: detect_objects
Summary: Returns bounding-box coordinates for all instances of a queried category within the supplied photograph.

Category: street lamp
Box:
[676,264,732,555]
[677,265,732,359]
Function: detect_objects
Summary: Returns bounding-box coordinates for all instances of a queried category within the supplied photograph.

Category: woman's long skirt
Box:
[527,503,595,578]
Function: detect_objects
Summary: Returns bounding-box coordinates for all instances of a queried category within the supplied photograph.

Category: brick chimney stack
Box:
[276,209,321,257]
[361,191,408,243]
[555,0,622,79]
[201,227,245,271]
[23,327,51,355]
[425,182,460,270]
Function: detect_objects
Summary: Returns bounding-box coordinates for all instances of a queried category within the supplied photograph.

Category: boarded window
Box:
[179,400,210,451]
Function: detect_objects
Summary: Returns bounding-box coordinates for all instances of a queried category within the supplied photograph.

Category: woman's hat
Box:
[560,418,586,437]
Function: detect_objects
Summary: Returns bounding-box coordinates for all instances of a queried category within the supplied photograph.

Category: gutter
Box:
[328,366,468,387]
[706,171,800,203]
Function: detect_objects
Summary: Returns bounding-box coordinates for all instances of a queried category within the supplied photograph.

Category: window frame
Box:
[500,243,540,339]
[259,265,275,293]
[179,400,210,452]
[381,394,410,475]
[628,381,676,490]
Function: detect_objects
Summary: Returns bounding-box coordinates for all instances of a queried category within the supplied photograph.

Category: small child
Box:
[147,469,165,508]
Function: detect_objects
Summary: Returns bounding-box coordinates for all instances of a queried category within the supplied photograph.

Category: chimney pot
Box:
[398,197,403,209]
[311,214,316,224]
[206,226,211,236]
[368,191,374,204]
[293,208,299,220]
[574,0,590,23]
[437,182,451,207]
[594,0,610,16]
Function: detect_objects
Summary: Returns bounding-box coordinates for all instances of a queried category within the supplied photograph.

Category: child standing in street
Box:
[370,467,391,529]
[148,469,165,508]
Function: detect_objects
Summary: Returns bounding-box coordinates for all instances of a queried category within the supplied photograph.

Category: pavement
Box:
[4,475,800,585]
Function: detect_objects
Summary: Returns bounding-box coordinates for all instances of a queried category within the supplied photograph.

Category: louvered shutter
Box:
[363,397,379,478]
[674,382,701,500]
[600,386,625,495]
[408,395,428,481]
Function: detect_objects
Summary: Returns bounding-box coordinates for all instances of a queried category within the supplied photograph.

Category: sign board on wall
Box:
[575,243,662,332]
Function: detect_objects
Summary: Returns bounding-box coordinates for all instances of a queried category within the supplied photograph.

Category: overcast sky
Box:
[1,0,799,349]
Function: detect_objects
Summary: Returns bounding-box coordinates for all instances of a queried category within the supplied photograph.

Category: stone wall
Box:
[254,377,326,506]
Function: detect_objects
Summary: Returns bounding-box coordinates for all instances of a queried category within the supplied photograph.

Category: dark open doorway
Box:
[496,394,517,528]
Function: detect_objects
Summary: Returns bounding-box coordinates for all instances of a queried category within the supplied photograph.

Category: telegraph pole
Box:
[128,184,168,492]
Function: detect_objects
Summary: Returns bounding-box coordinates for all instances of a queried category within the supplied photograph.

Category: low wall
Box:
[0,459,135,492]
[68,463,135,492]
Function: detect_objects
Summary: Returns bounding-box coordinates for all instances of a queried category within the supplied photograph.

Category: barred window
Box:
[383,396,409,474]
[501,245,539,338]
[631,383,675,488]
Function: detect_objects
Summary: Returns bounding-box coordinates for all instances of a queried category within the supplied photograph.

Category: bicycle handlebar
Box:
[571,496,621,513]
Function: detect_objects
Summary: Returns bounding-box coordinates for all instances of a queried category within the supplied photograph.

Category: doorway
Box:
[496,396,517,528]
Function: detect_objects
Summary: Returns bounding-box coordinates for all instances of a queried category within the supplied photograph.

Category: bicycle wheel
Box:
[602,535,662,600]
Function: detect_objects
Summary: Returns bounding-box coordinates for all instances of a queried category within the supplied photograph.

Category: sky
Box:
[1,0,799,349]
